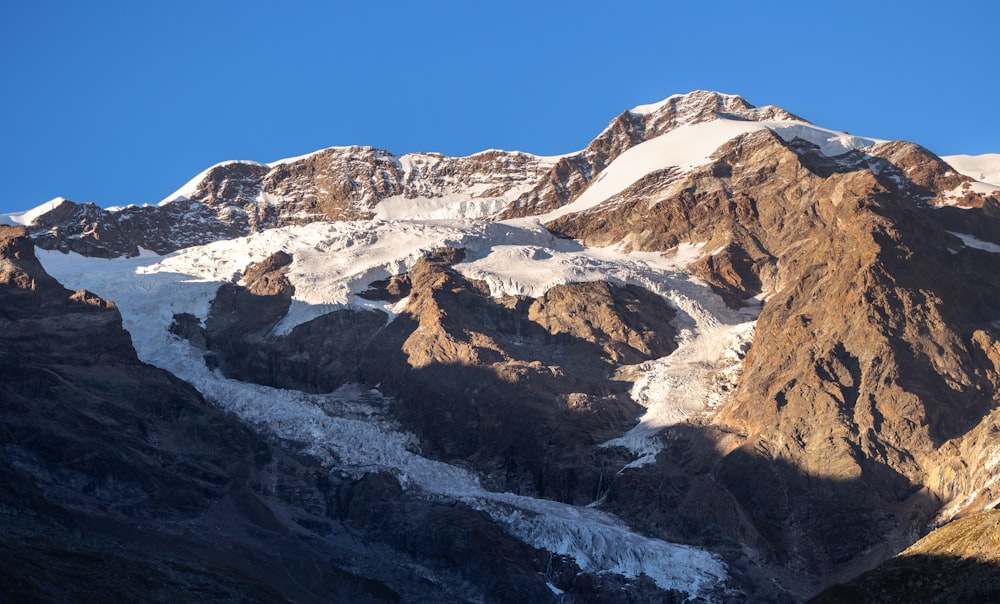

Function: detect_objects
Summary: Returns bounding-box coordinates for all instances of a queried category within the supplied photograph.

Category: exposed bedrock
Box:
[185,247,679,505]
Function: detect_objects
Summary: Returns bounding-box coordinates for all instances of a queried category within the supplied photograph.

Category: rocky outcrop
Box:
[1,225,399,601]
[11,90,1000,600]
[184,246,679,504]
[500,90,799,219]
[359,251,676,502]
[22,147,557,257]
[20,91,801,258]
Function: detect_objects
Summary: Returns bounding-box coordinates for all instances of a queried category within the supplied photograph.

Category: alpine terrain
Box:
[3,90,1000,602]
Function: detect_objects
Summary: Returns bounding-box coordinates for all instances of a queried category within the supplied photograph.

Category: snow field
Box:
[948,231,1000,254]
[943,153,1000,188]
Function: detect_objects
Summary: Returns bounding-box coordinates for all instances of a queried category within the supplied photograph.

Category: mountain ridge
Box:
[15,90,991,258]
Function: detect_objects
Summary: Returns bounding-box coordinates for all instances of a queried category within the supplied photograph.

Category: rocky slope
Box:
[809,509,1000,603]
[6,90,1000,601]
[178,245,678,505]
[549,124,1000,587]
[20,147,558,257]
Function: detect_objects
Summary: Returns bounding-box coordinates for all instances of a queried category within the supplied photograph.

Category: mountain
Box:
[3,90,1000,602]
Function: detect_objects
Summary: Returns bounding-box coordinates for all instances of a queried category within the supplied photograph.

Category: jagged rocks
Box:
[527,281,677,364]
[196,251,388,392]
[0,225,403,601]
[182,246,680,504]
[541,123,1000,590]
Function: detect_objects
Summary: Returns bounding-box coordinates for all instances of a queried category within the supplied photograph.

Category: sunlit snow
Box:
[536,117,881,224]
[0,197,67,226]
[943,153,1000,188]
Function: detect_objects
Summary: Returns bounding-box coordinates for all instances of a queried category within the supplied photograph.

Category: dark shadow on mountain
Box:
[808,553,1000,604]
[933,195,1000,247]
[862,196,1000,446]
[166,241,998,600]
[600,422,943,603]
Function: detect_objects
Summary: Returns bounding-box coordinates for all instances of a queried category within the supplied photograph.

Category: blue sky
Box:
[1,0,997,214]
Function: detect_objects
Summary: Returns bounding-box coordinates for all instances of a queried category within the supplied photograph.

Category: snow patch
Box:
[948,231,1000,253]
[536,119,765,223]
[768,123,881,156]
[0,197,68,226]
[943,153,1000,187]
[535,116,882,223]
[374,193,514,221]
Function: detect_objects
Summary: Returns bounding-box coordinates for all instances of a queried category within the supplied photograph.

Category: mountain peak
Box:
[627,90,801,124]
[629,90,749,116]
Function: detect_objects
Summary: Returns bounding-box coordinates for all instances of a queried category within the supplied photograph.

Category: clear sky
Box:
[1,0,997,214]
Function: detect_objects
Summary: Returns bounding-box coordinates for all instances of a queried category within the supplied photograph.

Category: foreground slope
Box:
[810,510,1000,603]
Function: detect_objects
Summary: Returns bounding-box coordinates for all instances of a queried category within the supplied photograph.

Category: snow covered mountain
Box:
[4,90,1000,602]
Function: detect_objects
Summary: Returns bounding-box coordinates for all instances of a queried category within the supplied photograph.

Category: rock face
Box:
[24,147,558,257]
[18,91,797,258]
[546,124,1000,592]
[187,246,678,505]
[0,225,396,602]
[500,90,800,220]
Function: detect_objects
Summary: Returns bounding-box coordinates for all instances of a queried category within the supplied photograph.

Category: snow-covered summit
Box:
[159,160,270,205]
